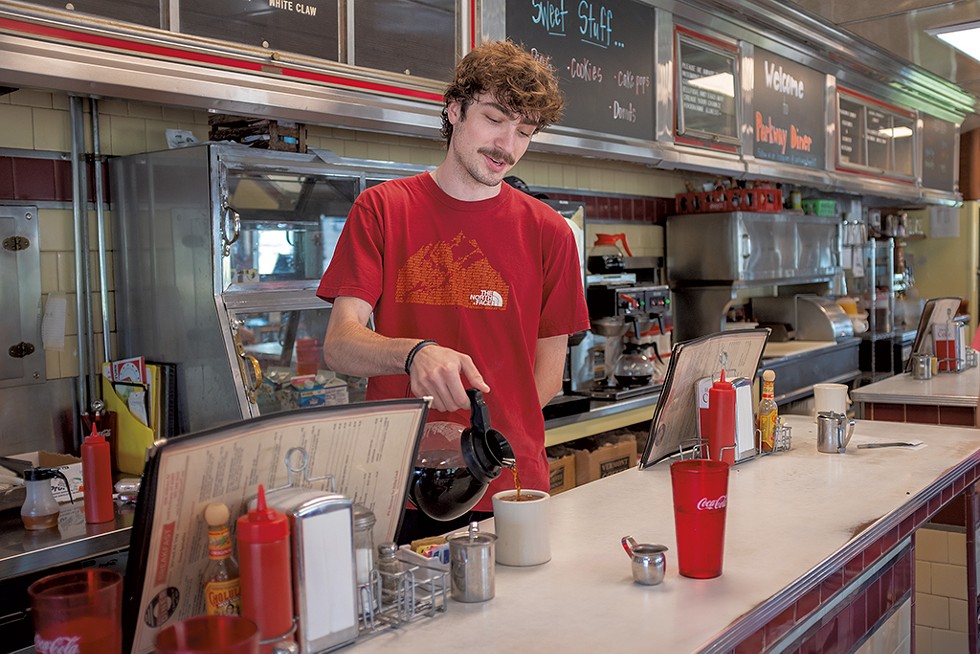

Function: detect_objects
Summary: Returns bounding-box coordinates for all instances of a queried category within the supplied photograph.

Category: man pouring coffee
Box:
[316,40,590,543]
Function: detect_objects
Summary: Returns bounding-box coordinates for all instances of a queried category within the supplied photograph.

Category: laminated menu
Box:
[639,329,770,468]
[123,399,428,654]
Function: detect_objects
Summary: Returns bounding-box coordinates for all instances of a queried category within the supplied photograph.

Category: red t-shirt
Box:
[317,172,590,510]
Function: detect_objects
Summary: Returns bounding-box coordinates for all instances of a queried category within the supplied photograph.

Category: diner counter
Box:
[354,415,980,653]
[851,365,979,407]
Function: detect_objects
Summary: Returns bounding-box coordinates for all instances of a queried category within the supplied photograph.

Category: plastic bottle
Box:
[705,370,736,465]
[237,484,294,654]
[21,467,70,530]
[757,370,779,452]
[81,423,114,524]
[203,502,241,616]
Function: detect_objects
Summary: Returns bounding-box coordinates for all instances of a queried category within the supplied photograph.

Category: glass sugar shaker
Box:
[352,504,376,586]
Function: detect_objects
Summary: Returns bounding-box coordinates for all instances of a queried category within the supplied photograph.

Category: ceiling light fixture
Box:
[930,22,980,64]
[876,126,913,138]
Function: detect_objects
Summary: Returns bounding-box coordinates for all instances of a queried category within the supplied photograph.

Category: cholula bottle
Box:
[203,502,241,615]
[757,370,778,452]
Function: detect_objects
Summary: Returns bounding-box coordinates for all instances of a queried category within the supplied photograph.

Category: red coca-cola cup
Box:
[670,458,730,579]
[28,568,123,654]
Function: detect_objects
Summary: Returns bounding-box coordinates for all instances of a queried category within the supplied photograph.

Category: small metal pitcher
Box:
[911,353,933,380]
[816,411,856,454]
[621,536,667,585]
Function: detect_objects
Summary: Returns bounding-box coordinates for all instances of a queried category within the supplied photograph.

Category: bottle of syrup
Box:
[203,502,241,615]
[81,423,114,524]
[757,370,778,452]
[237,484,294,653]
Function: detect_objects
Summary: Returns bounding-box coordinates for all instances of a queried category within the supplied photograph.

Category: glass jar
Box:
[352,504,376,586]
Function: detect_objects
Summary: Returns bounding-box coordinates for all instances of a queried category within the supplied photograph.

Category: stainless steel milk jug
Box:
[816,411,855,454]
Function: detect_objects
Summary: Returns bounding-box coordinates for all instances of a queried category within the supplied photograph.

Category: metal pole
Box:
[69,95,93,446]
[90,96,112,366]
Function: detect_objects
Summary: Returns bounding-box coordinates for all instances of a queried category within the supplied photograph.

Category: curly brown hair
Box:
[440,40,565,145]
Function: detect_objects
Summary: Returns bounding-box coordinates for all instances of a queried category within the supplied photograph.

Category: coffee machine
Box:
[570,277,673,400]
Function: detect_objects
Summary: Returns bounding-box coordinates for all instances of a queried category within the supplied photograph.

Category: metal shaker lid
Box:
[447,521,497,547]
[352,503,376,530]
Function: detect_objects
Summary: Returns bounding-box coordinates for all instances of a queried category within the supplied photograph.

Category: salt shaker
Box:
[352,504,376,586]
[376,542,402,604]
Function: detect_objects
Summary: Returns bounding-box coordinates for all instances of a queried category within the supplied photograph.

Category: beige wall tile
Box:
[40,252,59,295]
[343,140,370,159]
[44,347,61,381]
[365,142,391,161]
[98,98,130,116]
[51,94,69,111]
[948,598,968,633]
[56,252,75,292]
[145,119,175,152]
[107,115,147,156]
[915,626,933,654]
[38,209,75,252]
[9,89,53,108]
[57,346,80,379]
[917,528,950,563]
[914,592,950,629]
[915,560,932,594]
[127,101,164,120]
[163,106,203,123]
[32,107,71,152]
[948,531,967,566]
[931,563,967,601]
[931,628,967,653]
[0,104,34,149]
[64,293,78,338]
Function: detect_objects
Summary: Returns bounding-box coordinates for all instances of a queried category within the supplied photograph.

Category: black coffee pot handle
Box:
[466,388,492,435]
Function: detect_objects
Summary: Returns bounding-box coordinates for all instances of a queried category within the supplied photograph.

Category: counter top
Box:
[354,415,980,653]
[0,501,133,580]
[851,366,979,407]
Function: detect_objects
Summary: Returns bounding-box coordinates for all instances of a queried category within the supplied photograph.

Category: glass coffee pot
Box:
[407,389,515,521]
[613,319,656,388]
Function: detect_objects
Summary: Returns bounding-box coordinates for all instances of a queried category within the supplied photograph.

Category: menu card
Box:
[123,399,428,654]
[640,329,769,468]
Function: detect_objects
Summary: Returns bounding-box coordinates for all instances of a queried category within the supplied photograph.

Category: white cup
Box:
[491,489,551,566]
[813,383,850,416]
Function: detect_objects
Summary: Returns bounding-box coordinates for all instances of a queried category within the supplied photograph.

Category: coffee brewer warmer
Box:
[574,282,673,400]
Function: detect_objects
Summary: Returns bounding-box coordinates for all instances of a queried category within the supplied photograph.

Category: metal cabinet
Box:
[111,143,428,434]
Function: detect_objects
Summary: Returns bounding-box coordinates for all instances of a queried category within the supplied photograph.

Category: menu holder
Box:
[639,329,770,468]
[905,297,962,370]
[123,398,429,654]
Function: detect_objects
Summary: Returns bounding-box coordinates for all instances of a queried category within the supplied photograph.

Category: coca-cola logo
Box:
[35,634,81,654]
[696,495,727,511]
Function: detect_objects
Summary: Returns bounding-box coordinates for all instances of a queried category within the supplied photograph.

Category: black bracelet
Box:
[404,340,438,375]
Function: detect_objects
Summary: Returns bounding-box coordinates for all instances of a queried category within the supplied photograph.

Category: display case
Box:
[110,143,429,434]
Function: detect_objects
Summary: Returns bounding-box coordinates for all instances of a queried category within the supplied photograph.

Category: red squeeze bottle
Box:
[237,484,294,654]
[705,370,736,465]
[81,423,114,523]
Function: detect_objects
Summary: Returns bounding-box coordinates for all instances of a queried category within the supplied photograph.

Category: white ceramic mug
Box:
[491,489,551,566]
[813,383,850,417]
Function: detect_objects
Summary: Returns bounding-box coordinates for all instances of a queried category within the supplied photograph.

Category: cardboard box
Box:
[284,372,349,409]
[0,451,84,502]
[574,435,637,486]
[548,452,576,495]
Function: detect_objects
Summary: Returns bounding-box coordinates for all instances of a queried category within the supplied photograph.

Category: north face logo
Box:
[396,232,509,310]
[470,290,504,307]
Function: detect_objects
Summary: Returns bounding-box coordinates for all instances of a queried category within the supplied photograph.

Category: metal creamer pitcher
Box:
[816,411,855,454]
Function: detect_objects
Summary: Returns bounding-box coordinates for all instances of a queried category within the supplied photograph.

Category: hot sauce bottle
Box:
[757,370,779,452]
[203,502,241,615]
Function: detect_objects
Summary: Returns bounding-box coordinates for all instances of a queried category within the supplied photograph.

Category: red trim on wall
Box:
[0,17,443,103]
[0,156,108,203]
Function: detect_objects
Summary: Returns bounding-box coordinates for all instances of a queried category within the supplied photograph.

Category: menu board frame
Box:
[836,87,917,182]
[674,26,740,149]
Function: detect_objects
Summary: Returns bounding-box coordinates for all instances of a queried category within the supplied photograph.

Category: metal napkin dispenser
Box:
[258,486,358,653]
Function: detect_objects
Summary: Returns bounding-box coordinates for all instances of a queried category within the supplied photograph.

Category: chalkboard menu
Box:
[921,116,957,192]
[837,90,915,179]
[752,49,825,169]
[676,32,738,144]
[505,0,656,141]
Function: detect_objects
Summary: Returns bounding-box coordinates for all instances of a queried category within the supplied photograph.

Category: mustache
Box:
[478,148,515,166]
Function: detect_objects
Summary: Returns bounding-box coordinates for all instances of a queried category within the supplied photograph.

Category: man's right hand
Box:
[408,344,490,412]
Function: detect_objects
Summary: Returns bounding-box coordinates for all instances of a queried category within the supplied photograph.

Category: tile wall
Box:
[0,87,686,384]
[915,526,970,653]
